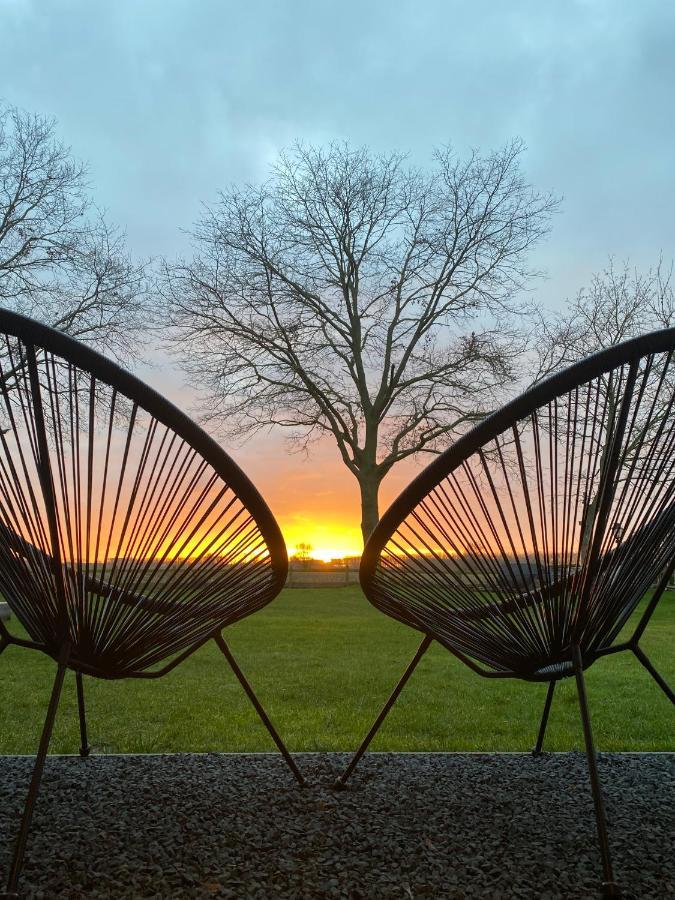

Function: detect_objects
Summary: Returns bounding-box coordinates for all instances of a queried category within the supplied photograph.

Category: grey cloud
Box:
[1,0,672,304]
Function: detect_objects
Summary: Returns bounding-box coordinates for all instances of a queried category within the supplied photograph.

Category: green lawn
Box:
[1,588,673,754]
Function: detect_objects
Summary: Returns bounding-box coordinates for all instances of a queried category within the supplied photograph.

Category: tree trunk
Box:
[359,468,380,544]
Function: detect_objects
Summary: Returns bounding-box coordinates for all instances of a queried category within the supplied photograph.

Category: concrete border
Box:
[2,750,672,758]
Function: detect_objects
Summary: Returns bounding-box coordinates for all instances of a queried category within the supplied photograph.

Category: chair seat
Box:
[531,660,575,680]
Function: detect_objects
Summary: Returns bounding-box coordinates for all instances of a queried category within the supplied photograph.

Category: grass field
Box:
[1,587,673,754]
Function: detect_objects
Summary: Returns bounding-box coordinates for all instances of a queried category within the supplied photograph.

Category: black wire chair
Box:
[338,329,675,898]
[0,310,303,896]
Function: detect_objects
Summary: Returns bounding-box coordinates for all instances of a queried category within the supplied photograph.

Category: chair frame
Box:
[338,328,675,899]
[0,310,303,897]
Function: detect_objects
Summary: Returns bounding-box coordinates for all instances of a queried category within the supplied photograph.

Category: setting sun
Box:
[283,521,363,561]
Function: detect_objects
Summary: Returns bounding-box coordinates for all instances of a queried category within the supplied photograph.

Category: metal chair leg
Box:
[572,645,620,898]
[5,642,71,897]
[630,560,675,646]
[214,633,305,787]
[532,679,556,756]
[632,646,675,704]
[335,634,433,788]
[0,619,12,655]
[75,671,91,757]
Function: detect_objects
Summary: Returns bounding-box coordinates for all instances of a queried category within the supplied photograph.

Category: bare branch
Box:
[0,103,147,364]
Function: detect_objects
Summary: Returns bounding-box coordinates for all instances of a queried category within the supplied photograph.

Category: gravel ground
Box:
[0,752,673,899]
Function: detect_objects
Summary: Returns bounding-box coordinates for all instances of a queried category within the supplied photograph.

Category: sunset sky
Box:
[2,0,673,559]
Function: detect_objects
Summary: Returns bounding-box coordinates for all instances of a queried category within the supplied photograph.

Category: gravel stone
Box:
[0,752,672,898]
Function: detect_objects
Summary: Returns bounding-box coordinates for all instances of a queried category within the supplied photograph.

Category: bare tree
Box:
[160,141,557,542]
[0,103,146,361]
[534,259,674,374]
[291,543,313,568]
[534,260,675,553]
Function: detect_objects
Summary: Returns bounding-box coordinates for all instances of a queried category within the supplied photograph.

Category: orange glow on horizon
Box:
[243,436,423,564]
[282,521,363,562]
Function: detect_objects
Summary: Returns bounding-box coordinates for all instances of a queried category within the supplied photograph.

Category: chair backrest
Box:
[0,310,287,677]
[360,329,675,678]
